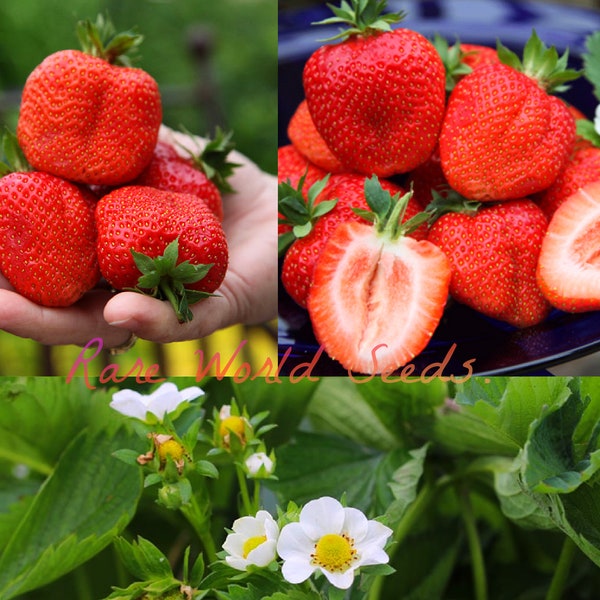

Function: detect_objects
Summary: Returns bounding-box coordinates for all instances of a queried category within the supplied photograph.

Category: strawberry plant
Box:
[2,376,600,598]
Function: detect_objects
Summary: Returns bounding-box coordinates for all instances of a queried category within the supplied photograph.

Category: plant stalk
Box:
[546,536,577,600]
[459,485,487,600]
[235,463,254,516]
[180,493,218,564]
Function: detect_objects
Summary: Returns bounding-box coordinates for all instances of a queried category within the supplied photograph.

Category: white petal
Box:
[595,104,600,135]
[281,557,315,584]
[321,567,355,590]
[232,515,268,538]
[149,382,179,398]
[342,507,369,542]
[109,390,147,419]
[299,497,345,539]
[277,522,315,560]
[263,515,280,540]
[222,532,245,557]
[179,386,205,401]
[225,555,249,571]
[247,539,277,567]
[360,520,393,549]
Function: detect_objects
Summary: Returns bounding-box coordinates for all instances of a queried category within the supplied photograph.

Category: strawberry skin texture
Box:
[134,141,223,221]
[96,186,227,293]
[536,146,600,219]
[307,221,450,374]
[428,199,551,327]
[282,175,424,308]
[0,171,100,306]
[17,49,162,186]
[537,181,600,312]
[439,63,575,200]
[303,29,446,177]
[287,100,347,173]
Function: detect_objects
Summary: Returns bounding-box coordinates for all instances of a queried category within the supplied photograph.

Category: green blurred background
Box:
[0,0,277,376]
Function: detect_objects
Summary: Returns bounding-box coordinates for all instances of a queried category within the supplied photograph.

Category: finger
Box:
[0,289,132,348]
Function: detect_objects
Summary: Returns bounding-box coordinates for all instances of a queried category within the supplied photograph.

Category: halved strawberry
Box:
[537,180,600,312]
[307,177,450,374]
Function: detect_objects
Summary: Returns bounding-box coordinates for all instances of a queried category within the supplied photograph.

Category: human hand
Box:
[0,126,277,349]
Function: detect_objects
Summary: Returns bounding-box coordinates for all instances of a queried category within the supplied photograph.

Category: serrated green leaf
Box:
[113,536,173,580]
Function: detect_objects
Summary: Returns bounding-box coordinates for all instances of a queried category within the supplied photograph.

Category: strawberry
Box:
[0,171,99,307]
[134,129,238,221]
[95,186,228,322]
[536,146,600,218]
[281,173,425,308]
[459,43,500,71]
[537,181,600,312]
[406,145,447,208]
[439,31,579,201]
[303,0,446,177]
[307,178,449,374]
[427,193,551,327]
[287,100,347,173]
[16,15,162,186]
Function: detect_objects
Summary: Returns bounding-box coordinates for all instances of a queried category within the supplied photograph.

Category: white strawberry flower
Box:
[245,452,275,477]
[110,382,204,421]
[223,510,279,571]
[277,496,392,590]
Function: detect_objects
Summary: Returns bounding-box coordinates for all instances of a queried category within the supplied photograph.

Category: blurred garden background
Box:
[0,0,277,376]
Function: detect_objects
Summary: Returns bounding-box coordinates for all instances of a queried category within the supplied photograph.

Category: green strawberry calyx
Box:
[128,238,216,324]
[77,13,143,66]
[424,189,481,225]
[352,175,428,242]
[497,29,580,93]
[432,34,473,94]
[313,0,405,42]
[178,127,240,194]
[278,173,337,255]
[0,130,31,177]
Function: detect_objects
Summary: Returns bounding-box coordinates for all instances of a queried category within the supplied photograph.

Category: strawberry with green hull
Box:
[439,31,580,201]
[427,192,551,328]
[134,129,238,222]
[303,0,446,177]
[307,177,450,375]
[16,14,162,186]
[96,186,228,323]
[537,181,600,313]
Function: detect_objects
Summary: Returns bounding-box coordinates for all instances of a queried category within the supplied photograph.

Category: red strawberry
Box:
[16,15,162,186]
[537,181,600,312]
[281,174,425,308]
[537,146,600,218]
[459,43,500,71]
[406,145,447,208]
[427,195,551,327]
[303,1,446,177]
[134,130,237,221]
[439,31,579,201]
[287,100,347,173]
[0,171,99,306]
[95,186,228,322]
[307,179,450,374]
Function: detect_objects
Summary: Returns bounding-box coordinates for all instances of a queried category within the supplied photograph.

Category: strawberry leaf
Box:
[129,238,215,324]
[576,119,600,147]
[583,31,600,102]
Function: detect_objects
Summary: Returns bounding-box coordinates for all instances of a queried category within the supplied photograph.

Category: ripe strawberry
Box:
[303,0,445,177]
[439,31,579,201]
[281,174,425,308]
[459,43,500,71]
[536,146,600,218]
[307,178,450,374]
[134,130,238,221]
[537,181,600,312]
[406,145,447,208]
[287,100,346,173]
[96,186,228,322]
[0,171,99,306]
[16,15,162,186]
[427,194,551,327]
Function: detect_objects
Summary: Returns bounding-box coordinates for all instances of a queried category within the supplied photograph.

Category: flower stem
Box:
[235,463,254,515]
[253,479,261,511]
[459,484,487,600]
[180,493,218,564]
[368,480,438,600]
[546,537,577,600]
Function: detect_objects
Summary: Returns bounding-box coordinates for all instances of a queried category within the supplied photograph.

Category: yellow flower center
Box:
[242,535,267,558]
[311,533,357,573]
[219,416,247,443]
[157,439,185,462]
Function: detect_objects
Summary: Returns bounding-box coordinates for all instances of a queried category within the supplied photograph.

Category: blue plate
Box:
[278,0,600,376]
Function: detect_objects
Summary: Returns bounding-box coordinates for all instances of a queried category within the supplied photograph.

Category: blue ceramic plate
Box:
[278,0,600,376]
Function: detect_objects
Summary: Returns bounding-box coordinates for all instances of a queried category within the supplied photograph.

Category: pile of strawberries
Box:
[0,15,234,323]
[279,0,600,374]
